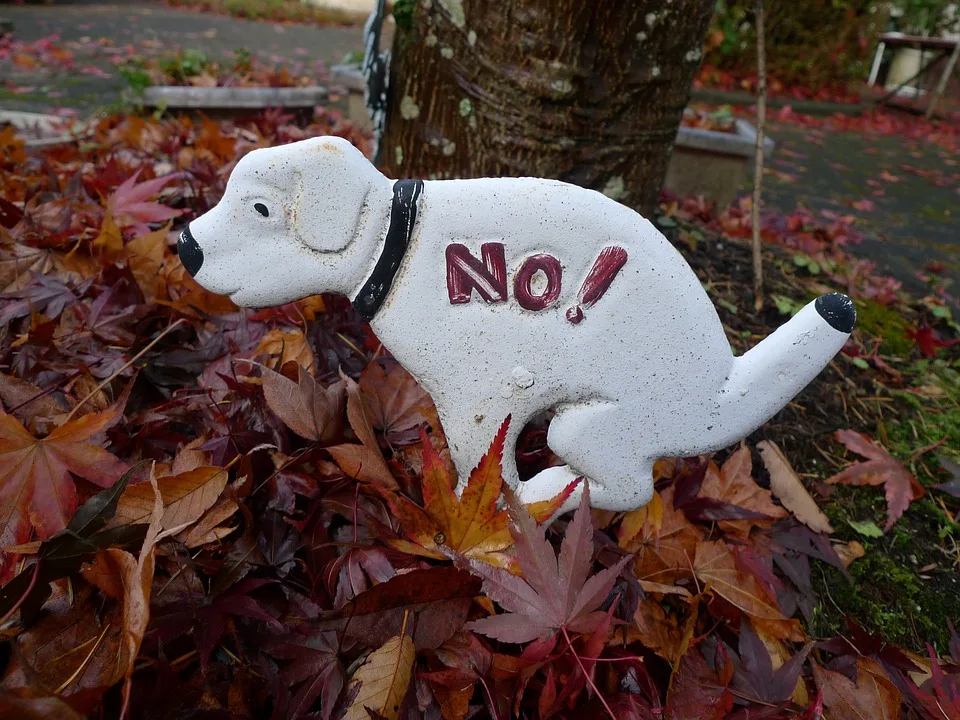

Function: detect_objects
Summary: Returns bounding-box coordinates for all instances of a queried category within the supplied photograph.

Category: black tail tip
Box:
[815,292,856,333]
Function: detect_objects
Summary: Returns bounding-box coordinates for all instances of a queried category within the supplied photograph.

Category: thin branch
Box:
[751,0,767,311]
[64,318,187,422]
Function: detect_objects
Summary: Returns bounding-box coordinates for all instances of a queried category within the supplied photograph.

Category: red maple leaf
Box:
[0,403,129,549]
[826,430,925,531]
[464,482,631,643]
[907,324,959,358]
[106,169,183,234]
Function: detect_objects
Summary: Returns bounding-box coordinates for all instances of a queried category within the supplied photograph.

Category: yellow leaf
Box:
[111,466,228,532]
[255,328,316,375]
[125,223,170,301]
[94,212,124,259]
[757,440,833,534]
[344,632,415,720]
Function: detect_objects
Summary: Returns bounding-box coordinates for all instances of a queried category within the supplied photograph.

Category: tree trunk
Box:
[379,0,715,217]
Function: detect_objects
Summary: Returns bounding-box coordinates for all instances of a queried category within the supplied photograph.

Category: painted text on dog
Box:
[445,243,630,319]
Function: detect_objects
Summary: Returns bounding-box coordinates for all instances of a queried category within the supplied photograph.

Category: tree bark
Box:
[379,0,715,217]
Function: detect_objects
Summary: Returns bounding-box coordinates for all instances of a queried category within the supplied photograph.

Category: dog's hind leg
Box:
[529,401,656,513]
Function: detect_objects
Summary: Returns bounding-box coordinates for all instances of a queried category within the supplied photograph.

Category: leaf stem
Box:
[65,318,187,422]
[561,626,616,720]
[0,559,41,627]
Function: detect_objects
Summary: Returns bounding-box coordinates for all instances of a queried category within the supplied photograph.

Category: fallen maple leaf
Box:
[812,657,901,720]
[465,482,631,643]
[693,540,803,641]
[666,645,734,720]
[325,372,397,490]
[907,324,959,358]
[692,446,786,537]
[827,430,925,531]
[110,465,229,533]
[255,328,316,375]
[106,169,183,235]
[757,440,833,534]
[358,360,435,445]
[344,625,415,720]
[621,486,703,586]
[261,361,345,443]
[387,418,574,566]
[0,403,128,546]
[264,629,344,720]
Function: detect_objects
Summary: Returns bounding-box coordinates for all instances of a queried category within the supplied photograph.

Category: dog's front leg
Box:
[434,404,525,494]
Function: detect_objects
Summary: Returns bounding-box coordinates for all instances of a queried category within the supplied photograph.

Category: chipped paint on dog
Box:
[179,135,856,517]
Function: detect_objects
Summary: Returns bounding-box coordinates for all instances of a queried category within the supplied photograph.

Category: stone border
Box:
[0,110,90,148]
[675,118,775,159]
[690,88,866,116]
[141,86,328,110]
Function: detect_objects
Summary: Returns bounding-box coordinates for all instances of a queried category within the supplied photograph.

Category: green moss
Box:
[887,364,960,476]
[814,484,960,651]
[393,0,417,30]
[854,298,913,357]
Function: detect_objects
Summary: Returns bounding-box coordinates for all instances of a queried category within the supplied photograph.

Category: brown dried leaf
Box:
[255,329,316,375]
[693,540,802,640]
[358,361,434,440]
[262,362,344,442]
[112,466,228,532]
[624,487,702,586]
[0,373,69,434]
[180,499,239,548]
[757,440,833,534]
[699,446,786,537]
[812,657,901,720]
[344,631,415,720]
[833,540,866,570]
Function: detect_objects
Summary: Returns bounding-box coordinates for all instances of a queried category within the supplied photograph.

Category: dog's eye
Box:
[254,203,270,218]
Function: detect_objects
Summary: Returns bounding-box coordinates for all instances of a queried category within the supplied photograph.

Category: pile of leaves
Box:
[679,105,737,133]
[1,109,960,719]
[119,48,323,92]
[694,65,865,105]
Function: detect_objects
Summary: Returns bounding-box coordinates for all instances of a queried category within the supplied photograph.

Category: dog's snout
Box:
[178,224,204,277]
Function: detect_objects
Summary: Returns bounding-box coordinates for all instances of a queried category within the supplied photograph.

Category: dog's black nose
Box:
[178,224,204,277]
[815,292,856,333]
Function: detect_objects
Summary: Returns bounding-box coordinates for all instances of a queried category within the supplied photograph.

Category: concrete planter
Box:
[0,110,90,149]
[666,119,775,207]
[141,86,328,117]
[330,63,371,131]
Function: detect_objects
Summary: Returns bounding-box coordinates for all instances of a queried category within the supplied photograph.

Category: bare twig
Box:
[751,0,767,311]
[64,318,187,422]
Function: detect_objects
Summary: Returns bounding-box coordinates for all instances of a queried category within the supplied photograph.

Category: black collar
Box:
[353,179,423,320]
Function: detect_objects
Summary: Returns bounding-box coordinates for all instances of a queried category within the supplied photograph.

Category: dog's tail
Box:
[702,293,855,451]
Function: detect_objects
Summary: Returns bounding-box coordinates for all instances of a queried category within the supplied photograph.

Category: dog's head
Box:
[179,136,390,307]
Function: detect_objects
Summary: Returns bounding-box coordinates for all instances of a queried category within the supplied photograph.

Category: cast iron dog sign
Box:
[179,136,856,514]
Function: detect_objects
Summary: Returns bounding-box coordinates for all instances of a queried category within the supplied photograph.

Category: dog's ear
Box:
[287,138,385,254]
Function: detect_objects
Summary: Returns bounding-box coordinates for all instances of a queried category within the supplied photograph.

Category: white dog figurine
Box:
[180,136,855,514]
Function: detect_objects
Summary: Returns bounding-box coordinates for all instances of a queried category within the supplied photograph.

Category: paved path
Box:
[2,4,957,303]
[761,121,958,302]
[1,3,361,115]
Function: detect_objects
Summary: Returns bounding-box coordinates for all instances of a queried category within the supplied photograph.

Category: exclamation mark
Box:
[566,246,628,324]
